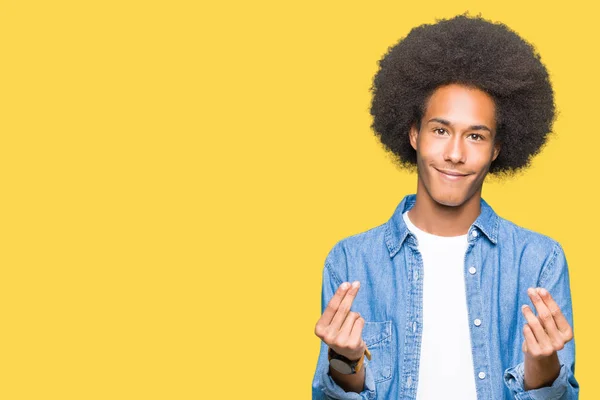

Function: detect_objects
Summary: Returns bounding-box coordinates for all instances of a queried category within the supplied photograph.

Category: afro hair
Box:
[370,13,555,175]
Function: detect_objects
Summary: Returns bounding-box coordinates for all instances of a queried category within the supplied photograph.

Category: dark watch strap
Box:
[327,347,371,374]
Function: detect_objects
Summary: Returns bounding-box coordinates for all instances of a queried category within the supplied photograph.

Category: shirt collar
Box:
[384,194,499,257]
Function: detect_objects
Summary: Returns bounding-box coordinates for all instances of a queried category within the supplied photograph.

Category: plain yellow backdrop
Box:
[0,0,596,398]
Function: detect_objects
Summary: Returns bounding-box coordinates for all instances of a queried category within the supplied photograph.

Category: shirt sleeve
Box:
[312,249,377,400]
[503,242,579,400]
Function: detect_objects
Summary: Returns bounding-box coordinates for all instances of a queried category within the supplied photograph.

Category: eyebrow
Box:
[427,118,492,133]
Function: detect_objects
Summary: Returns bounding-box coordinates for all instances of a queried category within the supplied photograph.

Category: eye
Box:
[433,128,448,135]
[468,133,484,141]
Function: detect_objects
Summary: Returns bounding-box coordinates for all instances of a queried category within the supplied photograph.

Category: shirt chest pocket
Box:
[363,320,393,383]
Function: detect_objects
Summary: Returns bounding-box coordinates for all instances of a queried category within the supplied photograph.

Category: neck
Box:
[407,181,482,237]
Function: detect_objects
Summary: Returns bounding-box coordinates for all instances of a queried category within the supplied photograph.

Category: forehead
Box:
[424,84,496,128]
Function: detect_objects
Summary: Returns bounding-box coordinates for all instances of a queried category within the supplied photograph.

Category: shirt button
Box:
[412,321,417,332]
[413,270,419,281]
[478,371,486,379]
[474,319,482,326]
[407,376,412,387]
[472,230,478,237]
[469,267,476,274]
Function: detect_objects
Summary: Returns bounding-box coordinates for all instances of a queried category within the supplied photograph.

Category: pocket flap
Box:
[362,320,392,346]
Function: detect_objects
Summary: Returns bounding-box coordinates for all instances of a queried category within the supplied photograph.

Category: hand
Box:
[520,287,574,389]
[521,287,574,358]
[314,281,366,361]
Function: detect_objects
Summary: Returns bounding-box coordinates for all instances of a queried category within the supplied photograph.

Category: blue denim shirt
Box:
[312,194,578,399]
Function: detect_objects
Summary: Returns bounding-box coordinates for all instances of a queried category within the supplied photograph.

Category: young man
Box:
[312,14,578,399]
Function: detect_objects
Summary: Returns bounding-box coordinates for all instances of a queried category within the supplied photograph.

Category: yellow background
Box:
[1,1,596,398]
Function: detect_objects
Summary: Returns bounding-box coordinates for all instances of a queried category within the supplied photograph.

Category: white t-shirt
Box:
[403,211,477,400]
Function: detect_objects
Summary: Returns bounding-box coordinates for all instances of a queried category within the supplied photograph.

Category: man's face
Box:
[409,84,501,207]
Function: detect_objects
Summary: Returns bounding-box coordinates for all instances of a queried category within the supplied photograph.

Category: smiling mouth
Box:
[435,168,470,179]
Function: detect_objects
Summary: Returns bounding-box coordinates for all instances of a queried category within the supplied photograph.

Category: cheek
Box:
[471,147,496,168]
[416,138,442,160]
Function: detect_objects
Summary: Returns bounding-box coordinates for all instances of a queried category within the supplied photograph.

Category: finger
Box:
[333,313,364,360]
[336,312,361,345]
[528,288,562,346]
[523,323,541,355]
[318,282,351,327]
[349,317,366,355]
[537,288,573,338]
[521,304,551,348]
[330,281,361,330]
[349,317,365,346]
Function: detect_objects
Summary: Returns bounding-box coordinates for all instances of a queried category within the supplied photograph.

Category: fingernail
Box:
[521,304,528,310]
[539,288,547,296]
[341,282,349,290]
[352,281,360,288]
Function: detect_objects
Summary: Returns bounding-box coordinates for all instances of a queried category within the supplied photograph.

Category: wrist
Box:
[329,363,366,393]
[524,351,561,390]
[328,347,371,375]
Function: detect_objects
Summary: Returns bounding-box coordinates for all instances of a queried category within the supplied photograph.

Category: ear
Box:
[492,140,501,161]
[409,124,419,151]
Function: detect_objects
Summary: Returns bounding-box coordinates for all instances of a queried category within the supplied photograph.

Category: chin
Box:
[435,198,465,208]
[431,191,469,208]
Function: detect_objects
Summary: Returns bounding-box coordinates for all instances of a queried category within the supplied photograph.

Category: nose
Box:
[443,134,466,164]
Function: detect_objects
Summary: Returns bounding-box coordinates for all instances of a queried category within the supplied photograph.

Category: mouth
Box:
[434,168,470,180]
